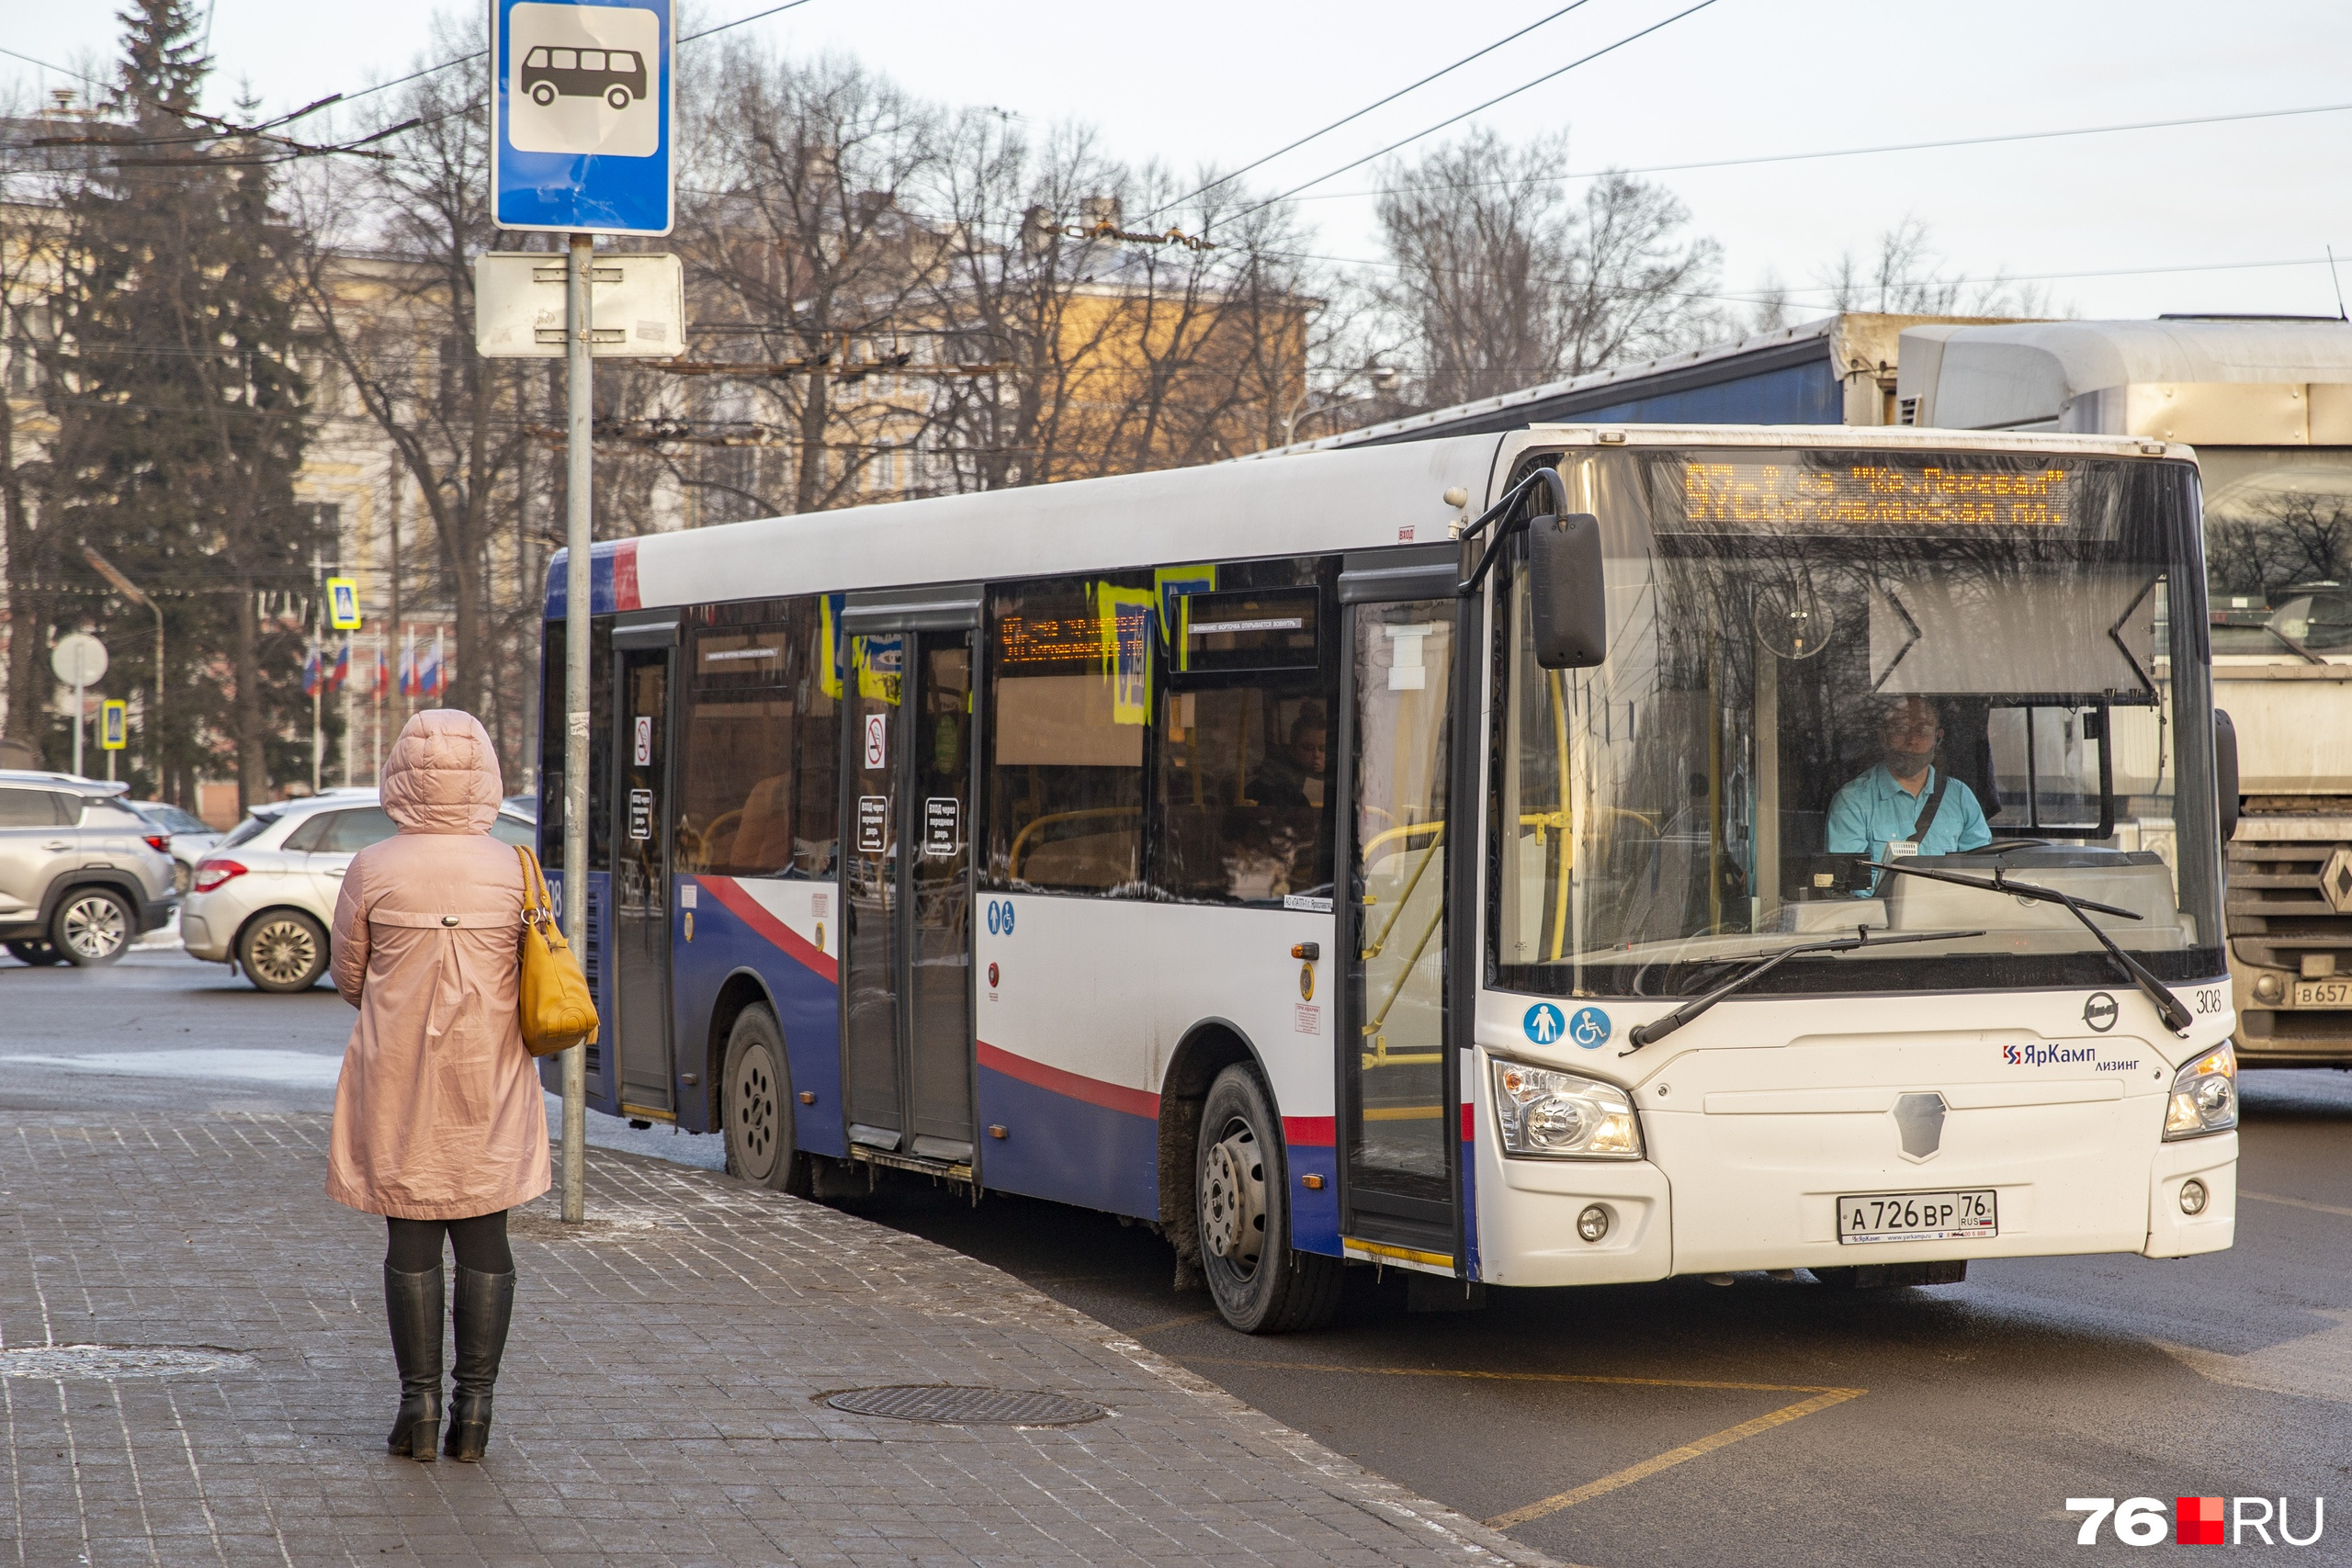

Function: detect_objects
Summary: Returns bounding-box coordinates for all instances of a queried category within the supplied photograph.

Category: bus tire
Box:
[722,1005,810,1197]
[1197,1064,1340,1334]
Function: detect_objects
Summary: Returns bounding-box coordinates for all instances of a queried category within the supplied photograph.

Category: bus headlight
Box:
[2164,1043,2237,1140]
[1490,1060,1642,1159]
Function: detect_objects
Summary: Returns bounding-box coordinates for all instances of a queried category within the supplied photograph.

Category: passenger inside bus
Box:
[1825,694,1993,865]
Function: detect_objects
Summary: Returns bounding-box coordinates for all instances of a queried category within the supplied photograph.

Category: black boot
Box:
[383,1265,444,1461]
[444,1266,515,1462]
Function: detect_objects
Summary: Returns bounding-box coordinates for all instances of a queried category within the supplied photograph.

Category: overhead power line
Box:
[1226,0,1726,226]
[1153,0,1599,219]
[1296,98,2352,204]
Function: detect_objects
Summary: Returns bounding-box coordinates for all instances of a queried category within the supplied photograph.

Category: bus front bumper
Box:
[1473,1123,2236,1287]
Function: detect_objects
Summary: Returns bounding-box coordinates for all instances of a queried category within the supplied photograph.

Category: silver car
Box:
[0,770,180,966]
[181,790,537,992]
[130,799,222,896]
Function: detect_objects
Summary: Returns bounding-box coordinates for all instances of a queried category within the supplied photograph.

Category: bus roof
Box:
[546,423,2188,616]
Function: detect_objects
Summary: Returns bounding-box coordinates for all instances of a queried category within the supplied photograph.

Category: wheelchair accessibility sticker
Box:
[1568,1007,1611,1048]
[985,899,1016,937]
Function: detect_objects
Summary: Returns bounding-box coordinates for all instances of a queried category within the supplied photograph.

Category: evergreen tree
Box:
[41,0,325,803]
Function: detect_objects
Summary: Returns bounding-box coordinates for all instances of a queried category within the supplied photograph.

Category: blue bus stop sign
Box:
[491,0,674,235]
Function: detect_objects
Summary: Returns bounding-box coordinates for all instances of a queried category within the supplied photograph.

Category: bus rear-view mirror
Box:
[1529,513,1606,669]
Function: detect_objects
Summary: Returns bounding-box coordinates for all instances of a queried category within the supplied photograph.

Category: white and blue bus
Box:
[538,423,2240,1332]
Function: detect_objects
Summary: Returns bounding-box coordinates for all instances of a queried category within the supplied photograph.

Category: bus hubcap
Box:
[1200,1125,1265,1269]
[732,1046,777,1179]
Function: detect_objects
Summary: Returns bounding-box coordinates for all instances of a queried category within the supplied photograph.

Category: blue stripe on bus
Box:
[669,886,845,1158]
[976,1059,1159,1221]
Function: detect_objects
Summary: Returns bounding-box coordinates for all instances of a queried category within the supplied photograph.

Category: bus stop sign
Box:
[491,0,674,235]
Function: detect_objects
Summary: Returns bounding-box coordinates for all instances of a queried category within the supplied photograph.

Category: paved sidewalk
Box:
[0,1113,1555,1567]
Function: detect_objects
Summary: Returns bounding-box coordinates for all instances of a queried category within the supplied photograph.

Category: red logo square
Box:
[2176,1496,2224,1545]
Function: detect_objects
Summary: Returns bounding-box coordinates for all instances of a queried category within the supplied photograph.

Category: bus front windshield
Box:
[1491,446,2226,1000]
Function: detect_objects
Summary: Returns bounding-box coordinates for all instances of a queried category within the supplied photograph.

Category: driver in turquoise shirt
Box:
[1826,695,1992,867]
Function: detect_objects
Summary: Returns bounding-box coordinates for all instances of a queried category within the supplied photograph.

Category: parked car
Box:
[502,793,537,823]
[0,770,179,966]
[130,799,222,897]
[181,790,537,992]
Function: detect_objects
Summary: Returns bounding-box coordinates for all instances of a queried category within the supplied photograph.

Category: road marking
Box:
[1483,1390,1863,1528]
[2242,1189,2352,1220]
[2153,1308,2352,1404]
[1184,1357,1864,1530]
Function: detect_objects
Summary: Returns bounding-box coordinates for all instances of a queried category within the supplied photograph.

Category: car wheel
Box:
[6,939,65,966]
[52,888,134,966]
[530,82,555,106]
[723,1006,810,1195]
[605,85,632,110]
[240,911,328,993]
[1197,1064,1342,1334]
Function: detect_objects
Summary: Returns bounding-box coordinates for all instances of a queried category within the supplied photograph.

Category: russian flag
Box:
[417,632,445,698]
[327,640,350,693]
[300,639,321,696]
[395,632,415,697]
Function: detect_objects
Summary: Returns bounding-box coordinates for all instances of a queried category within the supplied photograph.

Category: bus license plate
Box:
[2291,980,2352,1009]
[1838,1190,1996,1245]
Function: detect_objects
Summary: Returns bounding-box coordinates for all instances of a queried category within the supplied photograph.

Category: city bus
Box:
[537,423,2240,1332]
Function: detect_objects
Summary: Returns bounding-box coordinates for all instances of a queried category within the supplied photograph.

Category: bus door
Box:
[839,587,983,1168]
[610,614,681,1120]
[1335,548,1465,1269]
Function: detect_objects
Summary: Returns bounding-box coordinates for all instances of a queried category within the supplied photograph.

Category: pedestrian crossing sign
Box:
[100,700,126,751]
[326,578,362,631]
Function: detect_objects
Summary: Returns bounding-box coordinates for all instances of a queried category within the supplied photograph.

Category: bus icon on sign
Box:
[521,44,647,110]
[506,2,661,159]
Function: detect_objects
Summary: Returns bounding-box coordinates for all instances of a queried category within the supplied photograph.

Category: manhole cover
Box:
[0,1346,256,1380]
[824,1385,1106,1426]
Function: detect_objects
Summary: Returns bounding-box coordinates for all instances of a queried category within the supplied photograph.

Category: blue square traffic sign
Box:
[491,0,673,235]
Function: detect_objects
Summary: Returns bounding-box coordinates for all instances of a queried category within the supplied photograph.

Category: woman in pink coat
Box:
[327,709,549,1463]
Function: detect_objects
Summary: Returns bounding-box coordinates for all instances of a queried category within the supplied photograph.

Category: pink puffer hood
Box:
[379,709,503,834]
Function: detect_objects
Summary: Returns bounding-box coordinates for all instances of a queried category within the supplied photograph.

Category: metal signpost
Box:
[491,0,675,1226]
[51,634,107,780]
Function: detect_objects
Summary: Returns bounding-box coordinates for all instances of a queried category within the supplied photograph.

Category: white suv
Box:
[0,771,179,965]
[181,790,537,992]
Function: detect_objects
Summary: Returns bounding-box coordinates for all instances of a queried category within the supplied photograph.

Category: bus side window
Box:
[673,596,837,881]
[1151,560,1336,907]
[549,48,577,70]
[985,574,1153,895]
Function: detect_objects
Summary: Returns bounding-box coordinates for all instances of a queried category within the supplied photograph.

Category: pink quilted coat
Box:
[325,710,550,1220]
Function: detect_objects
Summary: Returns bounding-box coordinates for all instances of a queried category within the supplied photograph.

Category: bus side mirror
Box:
[2214,708,2239,843]
[1529,513,1606,669]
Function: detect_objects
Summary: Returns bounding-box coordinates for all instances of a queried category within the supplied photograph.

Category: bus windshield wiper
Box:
[1623,926,1984,1054]
[1864,860,2195,1036]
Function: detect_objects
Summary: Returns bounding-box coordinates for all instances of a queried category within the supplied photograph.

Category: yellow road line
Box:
[1482,1388,1864,1529]
[1186,1356,1859,1396]
[2242,1189,2352,1220]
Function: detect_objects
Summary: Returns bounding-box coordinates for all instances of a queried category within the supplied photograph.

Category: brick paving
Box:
[0,1113,1555,1567]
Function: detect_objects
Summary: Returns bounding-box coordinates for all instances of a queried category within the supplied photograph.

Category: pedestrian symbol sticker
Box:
[1523,1004,1565,1044]
[1568,1007,1611,1048]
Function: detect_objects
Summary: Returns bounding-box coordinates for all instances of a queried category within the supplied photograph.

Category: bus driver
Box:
[1826,694,1992,866]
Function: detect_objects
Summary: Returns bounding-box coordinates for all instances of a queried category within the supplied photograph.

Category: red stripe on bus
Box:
[1283,1116,1335,1146]
[612,538,641,611]
[1462,1103,1475,1143]
[694,875,836,983]
[977,1042,1159,1120]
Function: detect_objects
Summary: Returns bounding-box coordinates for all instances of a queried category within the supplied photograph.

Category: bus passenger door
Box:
[839,588,982,1168]
[1336,568,1464,1270]
[611,615,680,1120]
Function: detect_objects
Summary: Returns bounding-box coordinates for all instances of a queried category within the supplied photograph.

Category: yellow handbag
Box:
[515,845,599,1058]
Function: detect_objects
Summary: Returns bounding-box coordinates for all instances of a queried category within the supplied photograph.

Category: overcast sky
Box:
[11,0,2352,326]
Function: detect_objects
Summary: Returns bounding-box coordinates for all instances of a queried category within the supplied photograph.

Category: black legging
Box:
[386,1212,513,1274]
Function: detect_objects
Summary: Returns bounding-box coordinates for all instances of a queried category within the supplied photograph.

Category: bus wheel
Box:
[1197,1065,1340,1334]
[723,1006,810,1197]
[530,82,555,107]
[605,85,633,111]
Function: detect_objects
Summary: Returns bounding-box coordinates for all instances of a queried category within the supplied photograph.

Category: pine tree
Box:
[42,0,325,803]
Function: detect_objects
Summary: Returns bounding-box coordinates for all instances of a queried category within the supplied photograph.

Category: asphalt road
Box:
[7,948,2347,1566]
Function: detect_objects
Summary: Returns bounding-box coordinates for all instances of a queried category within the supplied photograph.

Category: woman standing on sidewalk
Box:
[325,709,549,1463]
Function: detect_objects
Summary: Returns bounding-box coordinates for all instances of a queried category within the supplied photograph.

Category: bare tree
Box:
[1373,130,1723,409]
[1816,218,2051,318]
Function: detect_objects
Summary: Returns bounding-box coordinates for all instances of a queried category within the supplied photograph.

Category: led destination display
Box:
[1686,460,2070,528]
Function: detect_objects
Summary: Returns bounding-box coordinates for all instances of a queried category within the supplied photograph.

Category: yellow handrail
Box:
[1008,807,1141,881]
